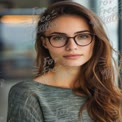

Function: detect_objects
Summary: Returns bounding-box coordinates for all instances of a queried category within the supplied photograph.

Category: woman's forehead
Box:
[45,15,90,35]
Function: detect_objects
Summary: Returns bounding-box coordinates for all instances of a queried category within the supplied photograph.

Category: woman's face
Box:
[42,15,94,67]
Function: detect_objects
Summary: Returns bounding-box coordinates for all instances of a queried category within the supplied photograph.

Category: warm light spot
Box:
[1,15,39,24]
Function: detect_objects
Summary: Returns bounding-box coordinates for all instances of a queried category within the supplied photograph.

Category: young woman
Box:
[7,1,122,122]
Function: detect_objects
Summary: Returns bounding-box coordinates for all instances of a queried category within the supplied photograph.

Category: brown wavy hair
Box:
[34,1,122,122]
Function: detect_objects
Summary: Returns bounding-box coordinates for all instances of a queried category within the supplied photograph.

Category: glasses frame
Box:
[42,33,95,48]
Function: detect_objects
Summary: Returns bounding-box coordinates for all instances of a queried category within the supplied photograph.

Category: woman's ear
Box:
[41,37,48,49]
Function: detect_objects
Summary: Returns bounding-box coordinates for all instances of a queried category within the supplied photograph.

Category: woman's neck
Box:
[50,64,81,88]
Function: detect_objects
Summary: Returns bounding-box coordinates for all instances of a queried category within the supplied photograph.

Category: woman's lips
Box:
[63,54,82,59]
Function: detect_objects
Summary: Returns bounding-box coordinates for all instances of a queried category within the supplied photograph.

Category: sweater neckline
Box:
[31,80,73,90]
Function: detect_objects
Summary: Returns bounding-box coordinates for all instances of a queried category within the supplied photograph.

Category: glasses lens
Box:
[50,35,66,47]
[75,33,92,46]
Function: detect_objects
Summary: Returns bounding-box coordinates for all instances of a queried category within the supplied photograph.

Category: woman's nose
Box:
[65,38,78,51]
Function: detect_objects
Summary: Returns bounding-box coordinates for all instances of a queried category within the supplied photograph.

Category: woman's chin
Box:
[61,62,84,67]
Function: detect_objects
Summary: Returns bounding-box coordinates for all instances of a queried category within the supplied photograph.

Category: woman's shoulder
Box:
[9,79,36,93]
[7,79,45,122]
[8,79,43,106]
[9,78,48,97]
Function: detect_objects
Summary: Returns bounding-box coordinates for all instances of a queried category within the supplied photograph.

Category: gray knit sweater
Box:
[7,79,94,122]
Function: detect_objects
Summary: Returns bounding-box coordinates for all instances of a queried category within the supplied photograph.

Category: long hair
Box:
[34,1,122,122]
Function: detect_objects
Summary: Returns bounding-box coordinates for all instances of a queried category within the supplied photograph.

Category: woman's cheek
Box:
[49,51,61,62]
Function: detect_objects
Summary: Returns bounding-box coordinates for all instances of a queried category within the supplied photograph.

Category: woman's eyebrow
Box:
[49,32,67,35]
[74,30,91,34]
[49,30,90,35]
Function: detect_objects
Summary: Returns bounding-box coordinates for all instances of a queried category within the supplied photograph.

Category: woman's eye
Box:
[52,36,64,40]
[78,34,90,39]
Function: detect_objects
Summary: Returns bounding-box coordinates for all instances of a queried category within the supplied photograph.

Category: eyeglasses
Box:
[43,32,95,48]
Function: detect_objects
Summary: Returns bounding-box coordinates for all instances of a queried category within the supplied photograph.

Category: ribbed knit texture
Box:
[7,79,94,122]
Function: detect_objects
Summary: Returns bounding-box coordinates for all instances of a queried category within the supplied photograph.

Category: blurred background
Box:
[0,0,122,122]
